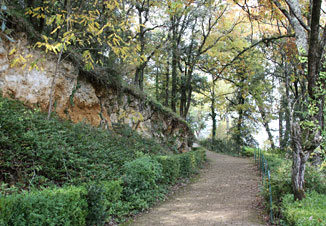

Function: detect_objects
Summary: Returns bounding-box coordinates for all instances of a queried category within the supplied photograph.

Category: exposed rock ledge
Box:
[0,36,193,152]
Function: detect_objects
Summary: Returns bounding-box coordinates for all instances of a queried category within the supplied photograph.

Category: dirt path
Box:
[127,151,265,226]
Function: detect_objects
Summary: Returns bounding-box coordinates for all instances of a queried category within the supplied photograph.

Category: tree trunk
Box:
[259,106,275,149]
[179,78,186,117]
[211,102,216,150]
[155,67,159,101]
[291,0,323,200]
[283,70,291,148]
[171,16,178,112]
[291,122,310,200]
[210,79,216,150]
[279,104,284,148]
[184,67,194,118]
[164,59,170,107]
[211,101,216,139]
[134,9,145,90]
[236,93,244,154]
[38,0,45,33]
[47,46,64,119]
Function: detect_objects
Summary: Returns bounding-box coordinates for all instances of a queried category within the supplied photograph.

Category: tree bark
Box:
[155,66,159,101]
[291,122,309,200]
[279,103,284,148]
[211,82,216,150]
[259,107,275,149]
[47,46,64,119]
[134,9,145,90]
[273,0,324,200]
[171,19,178,112]
[164,59,170,107]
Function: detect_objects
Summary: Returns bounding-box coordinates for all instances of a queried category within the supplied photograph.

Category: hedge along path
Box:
[128,150,265,226]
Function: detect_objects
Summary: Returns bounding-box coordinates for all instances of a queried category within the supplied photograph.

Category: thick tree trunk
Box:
[274,0,324,201]
[291,0,323,201]
[291,122,310,200]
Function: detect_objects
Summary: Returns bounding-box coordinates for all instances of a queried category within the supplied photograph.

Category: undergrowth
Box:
[256,149,326,225]
[0,94,206,225]
[0,94,168,191]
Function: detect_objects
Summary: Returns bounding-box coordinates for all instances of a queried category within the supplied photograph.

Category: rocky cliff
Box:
[0,35,193,152]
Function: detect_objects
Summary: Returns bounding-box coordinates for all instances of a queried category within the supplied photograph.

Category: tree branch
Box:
[214,33,295,80]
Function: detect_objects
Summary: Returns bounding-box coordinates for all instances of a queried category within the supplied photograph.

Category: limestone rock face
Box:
[0,36,193,152]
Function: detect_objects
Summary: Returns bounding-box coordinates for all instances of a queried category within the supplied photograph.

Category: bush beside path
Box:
[128,150,265,226]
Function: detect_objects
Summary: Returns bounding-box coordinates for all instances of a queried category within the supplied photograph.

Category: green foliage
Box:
[191,147,207,167]
[0,94,207,224]
[0,94,167,191]
[262,157,292,217]
[85,180,125,225]
[282,192,326,226]
[122,156,163,212]
[85,184,107,226]
[0,150,206,225]
[155,155,180,184]
[0,186,87,226]
[240,146,255,157]
[261,151,326,222]
[178,152,197,177]
[200,138,239,156]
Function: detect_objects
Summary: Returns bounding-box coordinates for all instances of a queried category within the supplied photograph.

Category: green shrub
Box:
[193,149,206,167]
[282,192,326,226]
[241,146,255,157]
[122,156,163,211]
[101,180,123,209]
[178,152,197,178]
[304,166,326,194]
[155,155,180,184]
[85,180,124,224]
[85,183,107,226]
[100,180,129,220]
[262,160,292,217]
[0,186,87,226]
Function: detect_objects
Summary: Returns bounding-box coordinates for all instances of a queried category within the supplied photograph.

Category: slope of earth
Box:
[127,151,265,226]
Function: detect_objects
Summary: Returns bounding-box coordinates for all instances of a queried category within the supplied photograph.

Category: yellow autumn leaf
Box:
[9,48,16,56]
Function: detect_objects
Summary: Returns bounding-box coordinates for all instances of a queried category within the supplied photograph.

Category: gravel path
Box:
[127,150,265,226]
